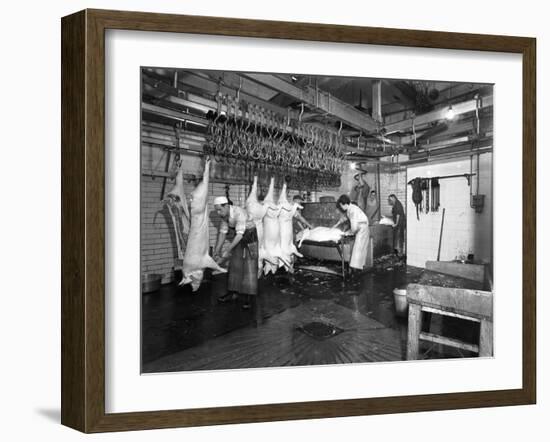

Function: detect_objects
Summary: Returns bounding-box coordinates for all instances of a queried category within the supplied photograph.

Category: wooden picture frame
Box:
[61,9,536,433]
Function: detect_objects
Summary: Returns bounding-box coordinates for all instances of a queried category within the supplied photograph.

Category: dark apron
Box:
[393,223,405,253]
[228,227,258,295]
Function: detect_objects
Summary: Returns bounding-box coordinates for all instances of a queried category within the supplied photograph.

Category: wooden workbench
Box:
[406,269,493,359]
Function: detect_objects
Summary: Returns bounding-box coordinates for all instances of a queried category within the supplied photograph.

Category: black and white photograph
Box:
[1,0,545,438]
[140,67,494,373]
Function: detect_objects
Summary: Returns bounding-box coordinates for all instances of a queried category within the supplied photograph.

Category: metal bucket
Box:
[142,273,162,293]
[393,288,408,317]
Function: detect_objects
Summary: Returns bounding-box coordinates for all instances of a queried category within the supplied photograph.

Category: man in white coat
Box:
[332,194,370,273]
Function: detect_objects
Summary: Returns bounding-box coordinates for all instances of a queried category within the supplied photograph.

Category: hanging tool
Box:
[160,123,180,200]
[437,208,446,261]
[430,179,435,212]
[409,177,423,221]
[425,178,430,213]
[431,178,440,212]
[420,179,429,213]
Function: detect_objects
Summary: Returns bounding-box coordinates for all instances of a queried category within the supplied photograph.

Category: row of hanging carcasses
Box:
[245,175,303,276]
[162,162,304,284]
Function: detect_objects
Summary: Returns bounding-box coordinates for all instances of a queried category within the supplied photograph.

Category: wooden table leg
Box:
[479,319,493,357]
[341,245,345,279]
[407,303,422,360]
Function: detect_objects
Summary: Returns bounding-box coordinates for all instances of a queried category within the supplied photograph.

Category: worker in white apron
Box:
[333,194,370,271]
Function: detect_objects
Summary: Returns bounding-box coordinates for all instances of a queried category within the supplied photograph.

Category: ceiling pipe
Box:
[400,145,492,166]
[384,95,493,134]
[414,132,493,152]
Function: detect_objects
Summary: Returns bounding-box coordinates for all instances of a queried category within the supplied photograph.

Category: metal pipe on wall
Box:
[376,163,381,211]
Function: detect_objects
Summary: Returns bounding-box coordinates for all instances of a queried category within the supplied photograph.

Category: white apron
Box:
[346,205,370,270]
[350,223,370,269]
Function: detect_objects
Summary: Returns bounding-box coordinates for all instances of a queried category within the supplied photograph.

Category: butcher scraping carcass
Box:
[277,182,303,272]
[180,157,227,291]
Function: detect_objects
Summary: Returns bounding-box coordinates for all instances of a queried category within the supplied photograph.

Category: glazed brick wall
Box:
[141,167,250,282]
[141,175,182,283]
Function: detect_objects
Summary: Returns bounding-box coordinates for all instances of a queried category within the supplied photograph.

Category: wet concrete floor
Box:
[142,261,480,373]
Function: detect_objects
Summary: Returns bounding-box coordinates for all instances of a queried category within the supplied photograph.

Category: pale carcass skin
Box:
[296,227,345,248]
[162,164,190,261]
[277,182,303,272]
[245,175,270,276]
[379,216,394,226]
[261,177,290,275]
[180,158,227,291]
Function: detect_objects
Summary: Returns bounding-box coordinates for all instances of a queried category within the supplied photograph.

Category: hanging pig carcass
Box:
[277,182,303,272]
[296,226,345,248]
[261,177,290,275]
[245,175,271,277]
[180,157,227,291]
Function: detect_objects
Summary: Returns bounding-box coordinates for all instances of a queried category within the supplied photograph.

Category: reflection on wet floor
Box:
[142,263,478,373]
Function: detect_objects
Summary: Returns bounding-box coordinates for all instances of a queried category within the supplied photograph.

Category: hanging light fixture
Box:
[445,105,455,120]
[445,83,455,120]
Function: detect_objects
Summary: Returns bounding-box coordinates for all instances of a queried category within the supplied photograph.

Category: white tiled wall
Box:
[406,153,493,268]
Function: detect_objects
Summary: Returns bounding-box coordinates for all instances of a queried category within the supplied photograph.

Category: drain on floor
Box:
[297,321,344,340]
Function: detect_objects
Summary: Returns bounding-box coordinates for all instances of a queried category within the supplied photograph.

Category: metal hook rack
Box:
[408,173,476,186]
